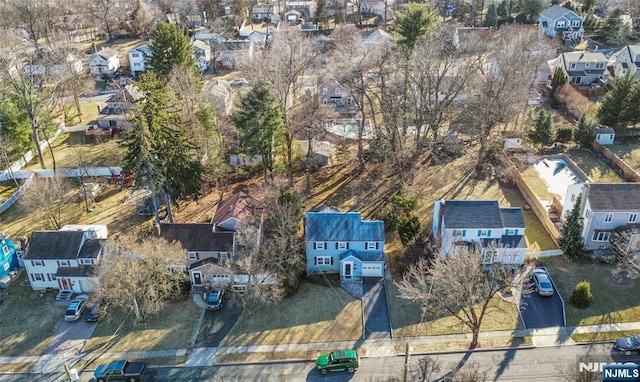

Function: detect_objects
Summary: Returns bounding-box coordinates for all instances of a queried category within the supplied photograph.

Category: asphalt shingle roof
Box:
[442,200,525,229]
[481,235,526,249]
[500,208,526,228]
[339,249,385,262]
[587,183,640,211]
[305,212,385,241]
[24,231,85,260]
[159,224,234,252]
[78,239,105,259]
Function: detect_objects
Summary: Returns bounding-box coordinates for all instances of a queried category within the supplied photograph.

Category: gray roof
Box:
[596,127,615,134]
[339,249,385,262]
[78,239,104,259]
[587,183,640,211]
[96,47,119,59]
[500,208,526,228]
[24,231,85,260]
[539,5,581,21]
[159,223,234,252]
[305,212,385,241]
[481,235,526,249]
[442,201,503,229]
[56,264,96,277]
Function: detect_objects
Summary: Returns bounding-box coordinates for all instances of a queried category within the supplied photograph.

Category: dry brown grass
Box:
[394,336,532,353]
[0,362,36,373]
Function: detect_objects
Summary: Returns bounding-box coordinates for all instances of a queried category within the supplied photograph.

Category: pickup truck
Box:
[93,360,146,382]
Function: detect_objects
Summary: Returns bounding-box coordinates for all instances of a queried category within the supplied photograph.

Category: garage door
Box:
[362,264,383,277]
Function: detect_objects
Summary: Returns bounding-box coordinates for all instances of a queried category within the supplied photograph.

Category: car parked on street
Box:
[531,267,554,296]
[204,288,225,310]
[316,349,359,374]
[64,298,87,321]
[614,334,640,355]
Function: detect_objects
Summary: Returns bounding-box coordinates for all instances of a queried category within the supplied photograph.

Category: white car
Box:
[230,78,248,87]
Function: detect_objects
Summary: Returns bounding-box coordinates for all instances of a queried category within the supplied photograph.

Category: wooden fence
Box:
[590,141,640,182]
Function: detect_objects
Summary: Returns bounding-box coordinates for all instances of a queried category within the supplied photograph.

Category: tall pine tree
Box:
[529,109,555,147]
[148,22,197,78]
[559,193,586,261]
[598,72,634,128]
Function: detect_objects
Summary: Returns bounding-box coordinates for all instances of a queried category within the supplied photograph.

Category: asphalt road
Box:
[195,294,243,348]
[6,341,637,382]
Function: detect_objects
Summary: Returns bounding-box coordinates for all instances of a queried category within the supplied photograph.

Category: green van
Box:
[316,349,360,374]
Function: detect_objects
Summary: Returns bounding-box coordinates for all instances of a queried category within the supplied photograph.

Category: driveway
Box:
[46,302,98,354]
[519,285,565,329]
[362,278,391,339]
[194,293,243,348]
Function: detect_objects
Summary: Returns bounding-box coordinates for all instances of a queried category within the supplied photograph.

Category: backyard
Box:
[608,138,640,173]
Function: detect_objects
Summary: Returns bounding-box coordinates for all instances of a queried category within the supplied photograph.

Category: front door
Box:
[58,278,72,291]
[343,262,353,279]
[193,272,202,286]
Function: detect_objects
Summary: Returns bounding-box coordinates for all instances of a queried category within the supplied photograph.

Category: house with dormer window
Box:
[305,209,385,280]
[538,5,584,40]
[562,183,640,250]
[547,51,609,86]
[613,44,640,81]
[432,200,527,264]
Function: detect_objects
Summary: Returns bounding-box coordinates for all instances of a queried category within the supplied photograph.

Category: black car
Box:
[614,334,640,355]
[83,303,102,322]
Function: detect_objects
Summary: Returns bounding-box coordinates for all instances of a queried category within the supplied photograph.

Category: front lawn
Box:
[0,273,66,356]
[220,279,363,347]
[544,256,640,326]
[84,299,201,353]
[387,284,522,338]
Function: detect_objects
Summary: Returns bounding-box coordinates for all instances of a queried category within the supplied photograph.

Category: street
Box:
[2,342,636,382]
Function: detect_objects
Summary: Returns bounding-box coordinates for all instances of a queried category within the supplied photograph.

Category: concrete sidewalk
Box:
[3,321,639,374]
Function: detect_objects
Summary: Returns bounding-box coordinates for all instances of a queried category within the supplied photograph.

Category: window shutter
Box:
[31,260,35,266]
[313,242,317,250]
[335,242,339,249]
[375,242,379,250]
[30,273,34,281]
[57,261,61,266]
[47,274,51,281]
[346,242,350,249]
[514,229,518,235]
[330,257,334,265]
[477,230,482,236]
[314,257,318,265]
[462,230,466,237]
[488,230,492,236]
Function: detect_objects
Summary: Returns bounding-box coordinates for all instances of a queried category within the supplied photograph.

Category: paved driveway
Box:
[362,278,391,339]
[47,316,98,354]
[519,282,565,329]
[195,294,243,348]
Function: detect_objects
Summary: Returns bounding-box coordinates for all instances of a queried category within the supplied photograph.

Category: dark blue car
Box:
[83,303,102,322]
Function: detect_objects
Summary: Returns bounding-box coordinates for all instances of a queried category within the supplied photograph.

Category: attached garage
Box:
[362,263,384,277]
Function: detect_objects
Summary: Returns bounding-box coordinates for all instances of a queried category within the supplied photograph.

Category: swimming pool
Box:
[532,157,585,200]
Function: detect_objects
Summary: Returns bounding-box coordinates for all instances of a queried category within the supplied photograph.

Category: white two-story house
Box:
[88,47,120,76]
[547,51,609,86]
[538,5,584,40]
[305,208,385,281]
[562,183,640,250]
[432,200,528,264]
[23,226,108,292]
[613,44,640,81]
[128,43,152,77]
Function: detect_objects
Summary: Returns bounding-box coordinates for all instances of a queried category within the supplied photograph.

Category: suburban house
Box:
[158,223,236,287]
[24,53,83,76]
[595,127,615,145]
[251,4,275,23]
[285,9,303,25]
[613,44,640,81]
[562,183,640,250]
[192,39,211,72]
[128,43,152,76]
[547,51,609,86]
[214,40,254,70]
[211,191,263,232]
[0,234,19,285]
[305,210,386,280]
[360,0,394,20]
[22,227,108,292]
[537,5,584,40]
[97,84,143,130]
[286,0,316,19]
[318,77,356,115]
[88,47,120,76]
[432,200,528,265]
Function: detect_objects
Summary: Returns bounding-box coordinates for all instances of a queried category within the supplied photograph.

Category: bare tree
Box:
[83,0,133,41]
[0,0,63,51]
[395,246,528,348]
[609,226,640,282]
[18,175,68,229]
[556,355,600,382]
[96,236,189,323]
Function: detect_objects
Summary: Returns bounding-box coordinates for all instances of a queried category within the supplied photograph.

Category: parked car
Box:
[614,334,640,355]
[64,298,87,321]
[94,360,147,382]
[83,302,102,322]
[316,349,359,374]
[230,77,248,87]
[531,268,554,296]
[55,290,73,301]
[203,288,225,310]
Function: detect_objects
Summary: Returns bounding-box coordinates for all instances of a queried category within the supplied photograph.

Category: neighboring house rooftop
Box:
[305,212,385,241]
[106,84,143,104]
[23,231,85,260]
[159,223,234,252]
[539,5,579,20]
[442,200,525,229]
[586,183,640,211]
[211,192,262,231]
[94,47,119,60]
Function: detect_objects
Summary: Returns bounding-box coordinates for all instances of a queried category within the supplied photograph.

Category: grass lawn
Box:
[84,300,201,353]
[567,147,622,183]
[520,166,554,201]
[221,280,362,347]
[22,132,125,171]
[0,273,66,356]
[570,330,640,343]
[216,348,367,363]
[387,284,522,338]
[608,139,640,172]
[395,336,532,353]
[544,256,640,326]
[0,183,17,205]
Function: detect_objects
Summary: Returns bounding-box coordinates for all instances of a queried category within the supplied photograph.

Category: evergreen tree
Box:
[148,22,197,78]
[550,67,567,105]
[626,82,640,126]
[559,193,586,261]
[574,114,598,145]
[485,2,498,28]
[232,81,285,184]
[600,8,632,46]
[0,96,33,153]
[392,3,438,52]
[529,109,555,147]
[497,0,509,17]
[597,72,634,128]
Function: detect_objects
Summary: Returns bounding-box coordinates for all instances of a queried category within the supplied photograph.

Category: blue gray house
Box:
[305,211,385,280]
[538,5,584,40]
[0,234,19,283]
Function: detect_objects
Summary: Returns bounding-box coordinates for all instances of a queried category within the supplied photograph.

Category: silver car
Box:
[531,268,554,296]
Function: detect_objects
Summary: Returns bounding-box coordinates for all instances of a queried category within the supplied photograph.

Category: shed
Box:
[595,127,615,145]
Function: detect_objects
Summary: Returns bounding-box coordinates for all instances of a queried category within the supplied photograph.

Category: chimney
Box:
[19,236,28,251]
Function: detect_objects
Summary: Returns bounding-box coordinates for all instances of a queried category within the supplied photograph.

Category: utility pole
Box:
[403,342,411,382]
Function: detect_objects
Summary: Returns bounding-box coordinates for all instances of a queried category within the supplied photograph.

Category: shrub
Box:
[397,215,422,245]
[555,126,574,143]
[504,286,512,295]
[571,280,592,309]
